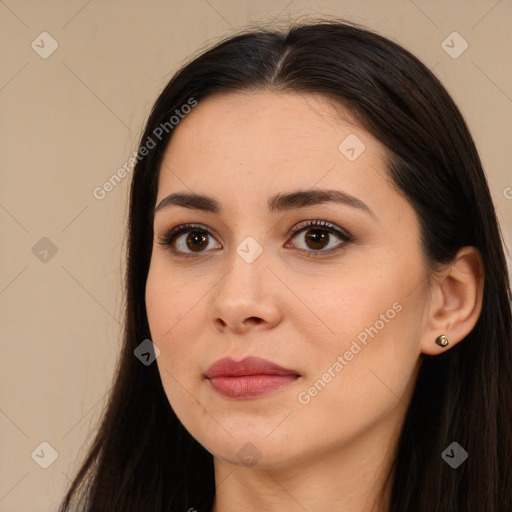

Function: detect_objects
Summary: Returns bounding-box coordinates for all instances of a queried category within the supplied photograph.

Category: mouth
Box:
[205,356,301,399]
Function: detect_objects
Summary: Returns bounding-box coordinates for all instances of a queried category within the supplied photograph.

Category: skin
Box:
[145,91,483,512]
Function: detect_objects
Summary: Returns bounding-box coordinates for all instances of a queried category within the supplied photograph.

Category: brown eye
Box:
[184,231,209,252]
[174,229,221,254]
[157,224,222,256]
[287,219,353,255]
[303,228,330,250]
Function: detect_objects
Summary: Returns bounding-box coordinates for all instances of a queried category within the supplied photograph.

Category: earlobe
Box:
[421,246,484,356]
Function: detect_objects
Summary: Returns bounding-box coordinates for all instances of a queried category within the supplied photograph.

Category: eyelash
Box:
[156,219,354,259]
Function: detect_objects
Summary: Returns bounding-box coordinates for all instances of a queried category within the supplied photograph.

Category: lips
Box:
[205,356,299,378]
[205,356,300,398]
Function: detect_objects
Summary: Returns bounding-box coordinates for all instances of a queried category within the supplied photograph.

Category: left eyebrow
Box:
[154,188,376,219]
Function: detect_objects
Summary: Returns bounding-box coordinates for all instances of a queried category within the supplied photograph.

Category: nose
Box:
[208,246,283,334]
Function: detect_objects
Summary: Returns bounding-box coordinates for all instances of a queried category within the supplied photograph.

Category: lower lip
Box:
[207,374,299,398]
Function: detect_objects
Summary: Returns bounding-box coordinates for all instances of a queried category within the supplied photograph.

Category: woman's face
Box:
[145,91,431,469]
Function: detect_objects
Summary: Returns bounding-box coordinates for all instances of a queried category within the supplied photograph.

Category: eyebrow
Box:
[154,189,376,218]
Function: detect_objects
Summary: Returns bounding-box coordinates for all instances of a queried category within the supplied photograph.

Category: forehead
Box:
[162,90,371,160]
[156,91,394,217]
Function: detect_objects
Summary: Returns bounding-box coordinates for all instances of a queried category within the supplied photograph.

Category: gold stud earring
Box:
[435,334,449,347]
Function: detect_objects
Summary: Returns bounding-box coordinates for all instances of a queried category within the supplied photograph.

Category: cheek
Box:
[294,291,423,449]
[146,267,208,426]
[145,263,200,376]
[145,259,200,340]
[302,268,404,358]
[299,259,426,405]
[146,263,187,382]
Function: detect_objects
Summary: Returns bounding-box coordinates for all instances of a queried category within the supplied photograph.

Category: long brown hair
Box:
[60,19,512,512]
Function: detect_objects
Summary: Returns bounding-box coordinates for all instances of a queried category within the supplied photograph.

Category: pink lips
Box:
[205,356,300,398]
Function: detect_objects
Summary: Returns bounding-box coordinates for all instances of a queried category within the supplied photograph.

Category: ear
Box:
[420,246,484,355]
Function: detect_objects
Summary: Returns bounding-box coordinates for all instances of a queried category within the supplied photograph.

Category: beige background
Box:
[0,1,510,510]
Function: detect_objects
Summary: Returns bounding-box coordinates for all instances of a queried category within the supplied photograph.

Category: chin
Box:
[200,432,300,470]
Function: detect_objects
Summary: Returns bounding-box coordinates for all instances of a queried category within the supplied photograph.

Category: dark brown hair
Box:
[60,19,512,512]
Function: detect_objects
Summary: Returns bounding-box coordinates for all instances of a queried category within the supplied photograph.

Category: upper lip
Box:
[205,356,300,378]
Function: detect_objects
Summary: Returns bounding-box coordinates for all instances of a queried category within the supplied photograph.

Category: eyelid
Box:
[286,219,353,241]
[156,222,217,247]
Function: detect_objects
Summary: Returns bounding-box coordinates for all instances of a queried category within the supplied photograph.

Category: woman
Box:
[59,19,512,512]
